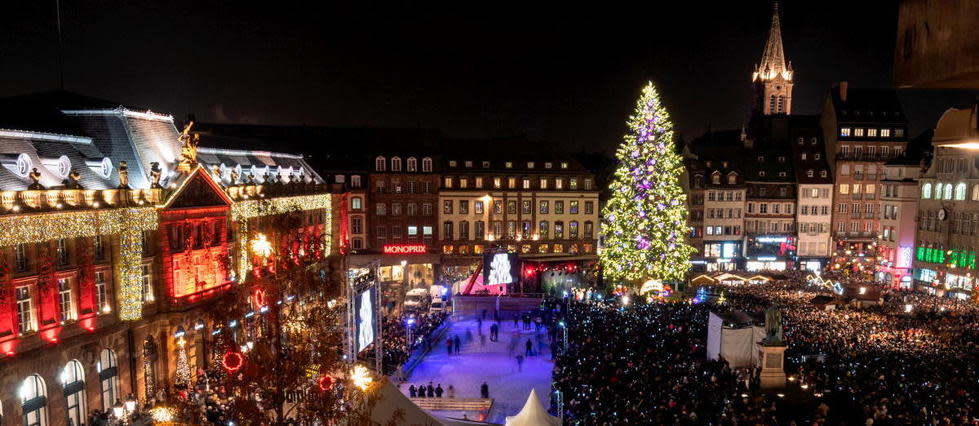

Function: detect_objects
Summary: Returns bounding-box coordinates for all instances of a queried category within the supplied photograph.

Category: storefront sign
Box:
[382,244,428,254]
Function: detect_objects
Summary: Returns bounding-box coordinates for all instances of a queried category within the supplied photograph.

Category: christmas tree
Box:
[600,82,694,284]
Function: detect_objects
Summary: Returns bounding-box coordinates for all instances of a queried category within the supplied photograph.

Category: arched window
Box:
[944,183,953,200]
[955,183,967,200]
[374,156,386,172]
[726,172,737,185]
[391,157,402,172]
[777,96,785,113]
[922,183,933,199]
[143,339,158,398]
[98,349,120,410]
[62,360,86,426]
[769,95,776,112]
[20,374,47,426]
[406,157,417,172]
[711,172,721,185]
[421,157,433,172]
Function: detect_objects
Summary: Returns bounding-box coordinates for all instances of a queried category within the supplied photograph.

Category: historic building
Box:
[912,102,978,299]
[0,92,332,426]
[752,3,794,116]
[821,83,910,263]
[790,116,834,271]
[878,152,924,288]
[437,148,600,292]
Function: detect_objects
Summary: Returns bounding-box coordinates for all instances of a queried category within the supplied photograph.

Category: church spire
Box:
[753,2,792,83]
[751,2,794,116]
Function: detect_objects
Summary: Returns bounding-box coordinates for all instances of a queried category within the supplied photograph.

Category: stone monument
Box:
[757,305,787,389]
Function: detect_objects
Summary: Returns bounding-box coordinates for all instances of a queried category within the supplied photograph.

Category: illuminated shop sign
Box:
[382,244,428,254]
[756,236,789,243]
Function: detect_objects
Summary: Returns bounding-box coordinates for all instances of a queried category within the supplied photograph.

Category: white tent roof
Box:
[371,381,445,425]
[505,389,559,426]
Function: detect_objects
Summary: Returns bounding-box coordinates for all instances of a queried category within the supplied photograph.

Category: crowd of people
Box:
[554,272,979,425]
[379,311,449,375]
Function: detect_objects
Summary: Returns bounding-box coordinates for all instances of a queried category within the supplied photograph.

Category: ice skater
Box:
[515,354,524,372]
[525,339,534,357]
[480,382,489,398]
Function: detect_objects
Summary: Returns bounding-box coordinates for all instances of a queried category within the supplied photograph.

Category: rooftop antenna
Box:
[56,0,64,90]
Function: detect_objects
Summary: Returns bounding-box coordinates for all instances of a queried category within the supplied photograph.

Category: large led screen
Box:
[355,287,376,352]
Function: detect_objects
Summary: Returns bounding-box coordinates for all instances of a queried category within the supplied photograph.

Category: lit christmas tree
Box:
[600,82,694,284]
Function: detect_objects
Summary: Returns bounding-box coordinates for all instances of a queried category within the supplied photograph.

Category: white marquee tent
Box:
[505,389,560,426]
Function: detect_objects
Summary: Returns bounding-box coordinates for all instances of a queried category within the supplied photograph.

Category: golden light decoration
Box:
[148,406,176,422]
[231,194,333,280]
[0,207,157,321]
[351,364,373,391]
[251,233,273,259]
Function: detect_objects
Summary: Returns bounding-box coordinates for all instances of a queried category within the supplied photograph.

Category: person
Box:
[516,354,524,372]
[526,338,534,357]
[453,335,461,353]
[435,384,444,398]
[446,338,453,355]
[427,382,435,398]
[447,385,455,398]
[480,382,489,398]
[409,384,417,398]
[482,308,488,321]
[513,314,519,328]
[477,317,483,333]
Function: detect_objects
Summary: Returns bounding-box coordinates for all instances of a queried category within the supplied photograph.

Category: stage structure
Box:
[706,311,765,368]
[347,260,383,372]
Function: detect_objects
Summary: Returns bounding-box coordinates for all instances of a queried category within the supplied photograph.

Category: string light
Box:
[231,194,332,280]
[351,364,373,391]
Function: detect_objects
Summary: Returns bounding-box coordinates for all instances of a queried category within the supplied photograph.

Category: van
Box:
[403,288,431,312]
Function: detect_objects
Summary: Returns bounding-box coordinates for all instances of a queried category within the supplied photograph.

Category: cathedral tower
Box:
[752,3,793,116]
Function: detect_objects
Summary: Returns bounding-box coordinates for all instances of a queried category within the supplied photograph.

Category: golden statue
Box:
[177,121,200,173]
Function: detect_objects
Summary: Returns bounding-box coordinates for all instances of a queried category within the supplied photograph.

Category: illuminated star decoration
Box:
[600,82,695,284]
[351,364,373,391]
[250,233,273,259]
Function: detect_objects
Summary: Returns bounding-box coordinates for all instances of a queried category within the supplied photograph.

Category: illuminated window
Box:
[375,156,386,171]
[569,178,578,190]
[944,183,953,200]
[522,178,531,189]
[839,184,849,195]
[407,157,417,171]
[444,177,453,188]
[465,161,473,168]
[540,178,548,189]
[505,162,513,168]
[555,221,564,239]
[59,278,75,321]
[895,128,904,138]
[482,161,490,168]
[840,127,851,137]
[475,177,483,188]
[460,178,468,189]
[95,271,108,314]
[508,177,517,188]
[16,285,35,334]
[448,160,457,168]
[560,162,568,169]
[20,375,48,426]
[570,201,579,214]
[867,128,878,137]
[507,201,517,214]
[880,128,891,137]
[854,128,865,137]
[351,197,362,210]
[493,177,502,188]
[555,178,564,190]
[527,162,535,169]
[955,183,967,200]
[545,162,553,169]
[475,201,484,214]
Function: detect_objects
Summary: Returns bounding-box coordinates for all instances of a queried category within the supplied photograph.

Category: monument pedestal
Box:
[756,344,786,389]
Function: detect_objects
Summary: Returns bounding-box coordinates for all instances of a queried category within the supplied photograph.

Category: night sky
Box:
[2,1,977,153]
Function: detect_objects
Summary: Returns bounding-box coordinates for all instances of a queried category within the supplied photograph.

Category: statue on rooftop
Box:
[150,162,163,188]
[28,168,44,190]
[64,169,82,189]
[118,161,130,189]
[177,121,200,173]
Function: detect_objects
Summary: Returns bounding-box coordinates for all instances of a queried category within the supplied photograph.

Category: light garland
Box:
[0,207,157,321]
[231,194,333,280]
[175,337,191,385]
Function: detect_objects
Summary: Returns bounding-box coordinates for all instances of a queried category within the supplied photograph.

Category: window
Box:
[494,200,503,214]
[17,286,35,334]
[493,177,502,188]
[407,226,418,237]
[944,183,953,200]
[522,177,531,189]
[459,221,470,240]
[508,177,517,189]
[555,201,564,214]
[895,128,905,138]
[20,375,47,426]
[57,238,69,266]
[443,200,453,214]
[491,221,502,239]
[506,221,516,238]
[94,235,105,260]
[539,178,548,189]
[867,128,878,137]
[474,201,484,214]
[560,162,568,169]
[376,226,387,239]
[444,177,453,188]
[475,177,483,188]
[570,201,579,214]
[459,201,469,214]
[424,181,432,193]
[443,222,454,240]
[14,243,28,272]
[422,203,433,216]
[141,264,153,303]
[375,180,385,193]
[507,201,517,214]
[407,203,418,216]
[840,127,851,137]
[554,221,564,239]
[62,360,87,426]
[423,226,433,237]
[475,221,485,239]
[375,156,386,171]
[539,201,549,214]
[98,349,119,411]
[584,221,594,238]
[95,271,108,313]
[391,157,402,171]
[585,201,594,214]
[555,178,564,190]
[407,157,417,172]
[522,221,532,239]
[527,162,535,169]
[505,162,513,168]
[522,200,532,214]
[538,221,549,239]
[460,178,468,189]
[854,128,865,137]
[376,203,387,216]
[422,157,433,172]
[839,184,849,195]
[955,183,967,200]
[569,178,578,190]
[392,225,402,239]
[351,175,362,187]
[922,183,932,199]
[569,221,579,239]
[58,278,74,322]
[449,160,457,167]
[351,238,364,249]
[482,161,491,168]
[351,217,363,234]
[807,169,814,177]
[465,161,473,168]
[880,128,891,138]
[351,197,362,210]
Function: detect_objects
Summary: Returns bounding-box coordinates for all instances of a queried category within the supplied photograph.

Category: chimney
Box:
[838,81,849,102]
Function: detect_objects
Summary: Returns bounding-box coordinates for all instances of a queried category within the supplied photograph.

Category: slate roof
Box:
[829,88,909,125]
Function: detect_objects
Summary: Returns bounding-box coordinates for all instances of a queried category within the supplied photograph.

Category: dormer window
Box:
[820,170,828,178]
[545,162,553,169]
[448,160,457,168]
[482,161,491,168]
[778,171,786,177]
[757,156,764,162]
[797,137,804,145]
[375,156,386,171]
[726,172,737,185]
[759,171,766,177]
[840,127,851,137]
[527,162,535,169]
[778,156,786,163]
[505,162,513,168]
[807,169,814,177]
[14,153,32,177]
[465,161,473,168]
[422,157,433,172]
[391,157,402,172]
[407,157,418,172]
[711,172,721,185]
[811,137,818,145]
[560,162,569,169]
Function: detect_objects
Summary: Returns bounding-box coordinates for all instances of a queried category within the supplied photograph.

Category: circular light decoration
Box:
[57,155,71,178]
[100,157,113,179]
[251,233,273,259]
[252,288,267,307]
[318,375,333,391]
[222,351,244,372]
[15,153,32,177]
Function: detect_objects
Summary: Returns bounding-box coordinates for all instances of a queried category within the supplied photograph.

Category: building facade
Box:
[878,156,923,288]
[0,93,333,426]
[701,163,746,271]
[821,83,910,265]
[791,116,834,271]
[913,103,978,299]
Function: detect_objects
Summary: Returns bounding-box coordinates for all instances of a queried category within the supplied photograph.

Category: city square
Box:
[1,1,978,425]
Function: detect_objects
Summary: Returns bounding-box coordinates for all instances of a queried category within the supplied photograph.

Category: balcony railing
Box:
[836,153,897,162]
